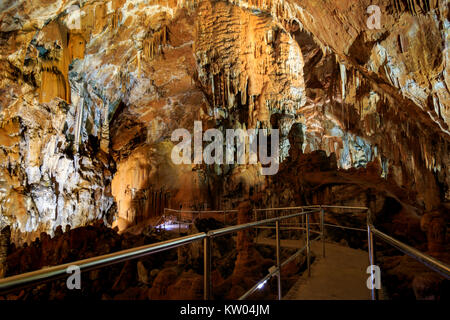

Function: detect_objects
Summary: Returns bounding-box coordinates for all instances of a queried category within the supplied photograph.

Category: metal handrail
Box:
[0,208,319,298]
[162,208,240,233]
[164,208,238,213]
[254,205,368,211]
[2,204,448,301]
[207,209,319,238]
[366,209,450,300]
[254,222,366,232]
[0,232,206,294]
[369,225,450,279]
[238,234,322,301]
[242,207,325,299]
[323,223,366,232]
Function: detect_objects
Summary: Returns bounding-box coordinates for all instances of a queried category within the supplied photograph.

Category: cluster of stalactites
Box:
[332,59,448,183]
[392,0,439,15]
[142,25,169,61]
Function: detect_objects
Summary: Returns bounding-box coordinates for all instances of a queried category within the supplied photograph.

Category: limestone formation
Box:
[0,0,448,300]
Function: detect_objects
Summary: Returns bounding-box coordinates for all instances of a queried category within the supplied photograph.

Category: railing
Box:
[246,205,367,299]
[0,233,206,295]
[207,208,322,299]
[366,217,450,300]
[248,205,450,300]
[1,204,449,300]
[0,207,319,300]
[159,208,239,234]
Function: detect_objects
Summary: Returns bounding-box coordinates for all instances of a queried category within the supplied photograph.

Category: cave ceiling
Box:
[0,0,449,241]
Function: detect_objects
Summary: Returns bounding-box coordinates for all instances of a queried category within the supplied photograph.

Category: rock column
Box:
[0,226,11,278]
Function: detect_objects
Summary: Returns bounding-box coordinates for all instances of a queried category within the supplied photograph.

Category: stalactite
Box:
[137,50,141,77]
[111,10,119,29]
[394,0,436,15]
[144,25,169,60]
[242,81,248,105]
[393,0,400,13]
[211,73,215,110]
[226,70,233,109]
[340,63,346,101]
[217,72,222,110]
[74,95,84,153]
[221,72,226,109]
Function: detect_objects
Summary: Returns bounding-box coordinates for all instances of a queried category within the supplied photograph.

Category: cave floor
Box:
[283,241,381,300]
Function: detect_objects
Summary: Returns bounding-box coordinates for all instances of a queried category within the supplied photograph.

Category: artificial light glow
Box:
[159,222,179,230]
[257,280,267,289]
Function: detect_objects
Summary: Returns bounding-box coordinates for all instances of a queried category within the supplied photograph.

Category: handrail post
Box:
[320,206,325,258]
[178,210,181,235]
[204,236,212,300]
[301,208,305,241]
[306,213,311,277]
[275,220,282,300]
[366,208,378,300]
[367,223,377,300]
[298,211,302,257]
[253,209,256,243]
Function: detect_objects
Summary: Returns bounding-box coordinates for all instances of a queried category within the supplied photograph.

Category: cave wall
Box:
[0,0,448,241]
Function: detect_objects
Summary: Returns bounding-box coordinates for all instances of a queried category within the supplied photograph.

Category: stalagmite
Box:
[74,96,84,153]
[100,103,110,153]
[0,226,10,278]
[0,0,448,301]
[137,50,141,77]
[340,63,347,101]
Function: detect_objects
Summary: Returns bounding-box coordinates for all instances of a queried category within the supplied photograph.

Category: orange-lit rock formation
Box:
[0,0,448,258]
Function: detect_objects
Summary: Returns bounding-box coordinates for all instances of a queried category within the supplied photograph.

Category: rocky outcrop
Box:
[0,226,10,278]
[0,96,114,244]
[0,0,448,270]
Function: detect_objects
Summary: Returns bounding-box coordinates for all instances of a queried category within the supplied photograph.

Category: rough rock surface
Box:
[0,1,449,293]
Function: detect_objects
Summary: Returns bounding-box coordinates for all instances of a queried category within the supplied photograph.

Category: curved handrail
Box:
[0,208,319,296]
[254,205,368,211]
[369,225,450,279]
[2,205,448,301]
[0,232,206,293]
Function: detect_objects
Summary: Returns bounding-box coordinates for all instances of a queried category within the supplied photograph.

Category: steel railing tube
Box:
[275,220,282,300]
[207,210,320,238]
[306,214,311,277]
[238,272,273,300]
[367,224,376,300]
[0,209,320,294]
[5,204,449,302]
[299,212,302,256]
[370,225,450,280]
[255,205,368,211]
[0,232,206,294]
[203,236,212,300]
[320,207,325,258]
[281,245,307,268]
[302,208,305,242]
[254,208,257,242]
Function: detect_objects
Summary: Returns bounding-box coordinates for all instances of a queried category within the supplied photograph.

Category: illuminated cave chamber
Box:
[0,0,448,299]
